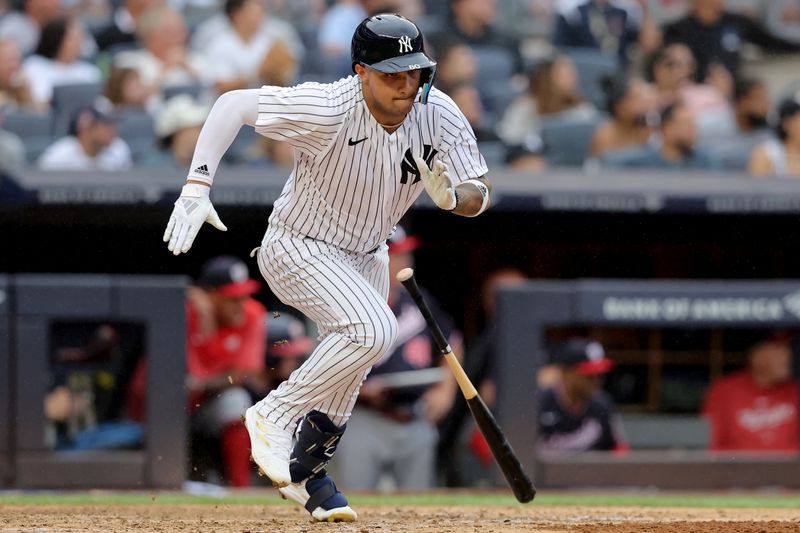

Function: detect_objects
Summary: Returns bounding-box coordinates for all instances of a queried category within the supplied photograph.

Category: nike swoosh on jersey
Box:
[348,137,367,146]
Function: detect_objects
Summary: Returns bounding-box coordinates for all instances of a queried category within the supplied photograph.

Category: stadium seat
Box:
[558,47,620,111]
[470,45,516,122]
[479,140,507,168]
[540,113,605,167]
[115,110,157,164]
[50,82,104,136]
[162,84,205,102]
[2,110,54,163]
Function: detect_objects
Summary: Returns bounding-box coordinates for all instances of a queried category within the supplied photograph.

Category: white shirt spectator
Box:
[21,54,101,104]
[38,136,132,171]
[205,28,278,85]
[190,14,303,61]
[114,48,212,89]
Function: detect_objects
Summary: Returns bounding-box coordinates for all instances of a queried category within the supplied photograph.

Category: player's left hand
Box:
[163,183,227,255]
[415,157,457,211]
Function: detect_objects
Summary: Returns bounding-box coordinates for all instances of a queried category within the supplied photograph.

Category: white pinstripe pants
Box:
[254,234,398,429]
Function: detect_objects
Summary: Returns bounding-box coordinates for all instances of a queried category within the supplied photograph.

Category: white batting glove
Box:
[415,157,457,211]
[163,183,227,255]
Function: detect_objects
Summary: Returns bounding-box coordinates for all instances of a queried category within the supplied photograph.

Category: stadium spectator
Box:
[189,0,304,73]
[429,38,476,94]
[334,226,462,491]
[497,54,597,145]
[114,6,211,99]
[92,0,159,52]
[537,338,627,454]
[552,0,661,63]
[0,119,24,175]
[37,104,132,171]
[0,0,62,56]
[703,77,772,170]
[663,0,800,82]
[0,38,36,111]
[21,17,102,108]
[184,255,267,487]
[103,65,152,112]
[647,43,732,107]
[154,94,209,167]
[204,0,299,93]
[733,78,772,136]
[449,81,497,144]
[603,101,716,170]
[449,81,546,172]
[437,0,522,72]
[590,76,657,158]
[703,334,799,453]
[645,43,734,141]
[748,98,800,178]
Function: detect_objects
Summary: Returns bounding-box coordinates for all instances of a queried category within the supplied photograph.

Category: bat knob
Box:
[396,267,415,283]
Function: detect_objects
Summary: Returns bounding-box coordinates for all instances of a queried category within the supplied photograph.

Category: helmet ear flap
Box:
[419,66,435,104]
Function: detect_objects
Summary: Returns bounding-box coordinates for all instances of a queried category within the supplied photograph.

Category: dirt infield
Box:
[1,503,799,532]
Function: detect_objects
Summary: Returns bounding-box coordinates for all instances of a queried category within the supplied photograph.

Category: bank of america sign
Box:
[601,290,800,322]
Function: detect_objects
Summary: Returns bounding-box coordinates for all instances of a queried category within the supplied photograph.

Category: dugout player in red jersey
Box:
[703,334,799,453]
[185,256,266,487]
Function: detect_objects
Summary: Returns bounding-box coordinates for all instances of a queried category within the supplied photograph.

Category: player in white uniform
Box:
[163,14,491,522]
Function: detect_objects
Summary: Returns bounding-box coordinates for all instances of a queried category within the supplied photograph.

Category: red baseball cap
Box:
[554,338,613,376]
[388,225,421,255]
[198,256,260,298]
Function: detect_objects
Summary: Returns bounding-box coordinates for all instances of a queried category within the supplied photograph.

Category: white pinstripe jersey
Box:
[254,75,488,253]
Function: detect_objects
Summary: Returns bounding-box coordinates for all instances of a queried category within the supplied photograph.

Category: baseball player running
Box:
[163,13,491,522]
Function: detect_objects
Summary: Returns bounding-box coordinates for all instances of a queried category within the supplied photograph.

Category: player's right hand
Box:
[163,183,227,255]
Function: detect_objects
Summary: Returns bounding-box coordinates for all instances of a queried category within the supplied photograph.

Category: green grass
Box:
[1,491,800,509]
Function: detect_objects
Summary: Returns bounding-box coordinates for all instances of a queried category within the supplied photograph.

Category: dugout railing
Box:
[1,275,187,489]
[494,280,800,489]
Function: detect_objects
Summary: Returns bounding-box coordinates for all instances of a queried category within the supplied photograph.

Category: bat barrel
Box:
[396,268,451,354]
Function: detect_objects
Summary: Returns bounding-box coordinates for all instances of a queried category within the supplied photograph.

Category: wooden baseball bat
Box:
[396,267,536,503]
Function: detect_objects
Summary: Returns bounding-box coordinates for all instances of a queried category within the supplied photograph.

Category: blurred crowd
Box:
[4,0,800,180]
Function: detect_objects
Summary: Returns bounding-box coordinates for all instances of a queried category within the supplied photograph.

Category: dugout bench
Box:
[1,275,187,489]
[494,279,800,489]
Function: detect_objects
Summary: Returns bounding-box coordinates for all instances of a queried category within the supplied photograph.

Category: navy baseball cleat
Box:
[279,473,357,522]
[278,410,356,522]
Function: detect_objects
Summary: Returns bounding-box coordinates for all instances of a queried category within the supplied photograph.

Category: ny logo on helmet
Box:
[398,35,413,53]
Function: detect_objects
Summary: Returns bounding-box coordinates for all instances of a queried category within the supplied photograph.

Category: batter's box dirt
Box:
[0,505,799,532]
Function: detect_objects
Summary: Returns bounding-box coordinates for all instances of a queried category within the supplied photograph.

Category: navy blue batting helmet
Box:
[351,13,436,104]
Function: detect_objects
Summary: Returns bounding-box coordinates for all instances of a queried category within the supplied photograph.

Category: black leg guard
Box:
[289,411,345,483]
